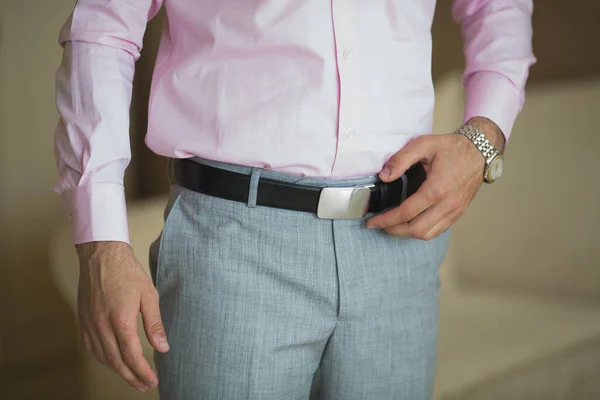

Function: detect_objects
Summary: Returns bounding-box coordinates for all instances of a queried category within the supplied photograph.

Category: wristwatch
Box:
[455,124,504,183]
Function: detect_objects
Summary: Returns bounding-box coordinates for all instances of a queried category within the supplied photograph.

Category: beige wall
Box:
[0,1,80,397]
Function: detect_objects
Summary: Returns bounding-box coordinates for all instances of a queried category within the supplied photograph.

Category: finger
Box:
[141,290,170,353]
[422,215,454,242]
[380,136,434,182]
[81,330,92,353]
[88,327,108,365]
[385,199,450,239]
[98,325,149,392]
[421,196,465,240]
[112,313,158,389]
[367,180,440,229]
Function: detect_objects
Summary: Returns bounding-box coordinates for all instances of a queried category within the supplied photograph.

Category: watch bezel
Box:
[485,154,504,183]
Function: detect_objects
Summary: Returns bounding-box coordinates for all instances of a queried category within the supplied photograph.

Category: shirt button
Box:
[342,49,352,60]
[344,128,356,138]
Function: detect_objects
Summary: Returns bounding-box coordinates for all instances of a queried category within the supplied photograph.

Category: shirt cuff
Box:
[62,182,130,244]
[463,72,522,141]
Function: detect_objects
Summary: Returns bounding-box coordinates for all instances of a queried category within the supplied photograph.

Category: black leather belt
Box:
[173,158,426,219]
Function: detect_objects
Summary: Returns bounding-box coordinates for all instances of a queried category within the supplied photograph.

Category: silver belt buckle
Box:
[317,184,374,219]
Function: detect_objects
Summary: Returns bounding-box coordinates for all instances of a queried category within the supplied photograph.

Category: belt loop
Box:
[247,168,261,208]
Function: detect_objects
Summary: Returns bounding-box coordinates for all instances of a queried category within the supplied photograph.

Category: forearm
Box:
[55,42,135,244]
[453,0,536,141]
[55,0,163,244]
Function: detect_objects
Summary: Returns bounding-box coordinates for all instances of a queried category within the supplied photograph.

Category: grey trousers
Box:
[149,158,450,400]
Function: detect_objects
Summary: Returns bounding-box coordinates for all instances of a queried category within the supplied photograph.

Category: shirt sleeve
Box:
[452,0,536,140]
[54,0,163,244]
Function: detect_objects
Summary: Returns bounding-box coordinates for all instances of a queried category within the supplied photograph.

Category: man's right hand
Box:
[76,241,169,393]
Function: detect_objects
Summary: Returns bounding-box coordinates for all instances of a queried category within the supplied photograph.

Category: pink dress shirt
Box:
[54,0,535,244]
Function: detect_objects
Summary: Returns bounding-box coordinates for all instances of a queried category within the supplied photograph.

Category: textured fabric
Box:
[149,161,450,400]
[53,0,535,243]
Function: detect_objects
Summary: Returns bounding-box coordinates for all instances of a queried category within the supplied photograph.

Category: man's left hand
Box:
[366,117,505,240]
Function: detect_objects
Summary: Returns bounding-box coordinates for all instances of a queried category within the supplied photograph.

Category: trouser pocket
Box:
[149,184,185,288]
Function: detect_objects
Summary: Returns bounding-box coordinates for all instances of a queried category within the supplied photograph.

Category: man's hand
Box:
[366,117,505,239]
[76,241,169,393]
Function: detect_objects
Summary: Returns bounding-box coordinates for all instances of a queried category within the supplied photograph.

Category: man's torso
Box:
[146,0,438,178]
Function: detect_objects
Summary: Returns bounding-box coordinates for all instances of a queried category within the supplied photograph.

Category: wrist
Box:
[454,121,505,184]
[466,116,506,153]
[76,241,131,261]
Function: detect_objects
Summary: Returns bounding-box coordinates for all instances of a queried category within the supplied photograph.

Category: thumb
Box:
[141,292,170,353]
[379,135,434,182]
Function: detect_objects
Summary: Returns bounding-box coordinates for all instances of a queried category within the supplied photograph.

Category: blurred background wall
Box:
[0,0,599,399]
[0,1,80,398]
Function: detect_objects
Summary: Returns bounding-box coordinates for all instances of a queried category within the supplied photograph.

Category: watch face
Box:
[488,156,504,182]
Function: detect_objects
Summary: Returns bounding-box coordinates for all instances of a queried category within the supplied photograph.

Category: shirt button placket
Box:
[331,1,358,176]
